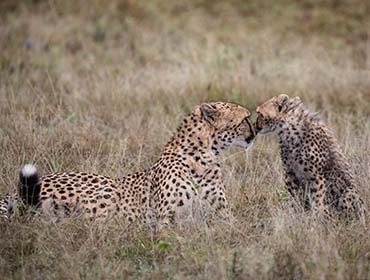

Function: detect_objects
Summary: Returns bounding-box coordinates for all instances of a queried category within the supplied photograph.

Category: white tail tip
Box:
[21,164,37,177]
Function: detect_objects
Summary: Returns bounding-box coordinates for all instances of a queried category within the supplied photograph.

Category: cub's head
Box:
[255,94,302,134]
[196,102,255,154]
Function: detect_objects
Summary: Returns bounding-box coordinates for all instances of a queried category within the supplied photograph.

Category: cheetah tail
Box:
[19,164,41,206]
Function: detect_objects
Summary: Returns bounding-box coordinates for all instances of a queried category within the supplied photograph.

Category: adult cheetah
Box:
[1,102,255,226]
[255,94,365,220]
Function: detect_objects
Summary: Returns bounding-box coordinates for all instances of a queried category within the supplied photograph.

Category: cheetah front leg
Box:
[284,170,307,210]
[154,177,199,228]
[307,176,333,221]
[198,182,234,225]
[214,196,234,225]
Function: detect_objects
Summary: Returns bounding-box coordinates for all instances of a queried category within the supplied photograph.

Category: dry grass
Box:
[1,1,370,279]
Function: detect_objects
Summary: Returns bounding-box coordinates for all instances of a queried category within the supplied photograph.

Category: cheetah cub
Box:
[255,94,365,220]
[2,102,255,226]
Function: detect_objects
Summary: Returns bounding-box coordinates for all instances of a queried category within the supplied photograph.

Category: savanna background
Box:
[1,0,370,279]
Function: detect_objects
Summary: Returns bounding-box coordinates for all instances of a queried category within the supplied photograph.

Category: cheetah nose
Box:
[245,118,256,142]
[251,122,256,137]
[245,135,254,143]
[245,131,255,143]
[254,121,260,133]
[255,115,263,133]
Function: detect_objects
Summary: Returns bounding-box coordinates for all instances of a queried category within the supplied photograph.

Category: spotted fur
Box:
[1,102,255,226]
[255,94,365,220]
[0,193,20,220]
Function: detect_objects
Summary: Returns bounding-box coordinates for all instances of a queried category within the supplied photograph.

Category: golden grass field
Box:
[1,0,370,279]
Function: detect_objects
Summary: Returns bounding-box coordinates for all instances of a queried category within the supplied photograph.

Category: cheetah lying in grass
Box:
[255,94,365,220]
[0,102,255,226]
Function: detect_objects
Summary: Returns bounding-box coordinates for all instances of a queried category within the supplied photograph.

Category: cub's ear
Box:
[276,94,290,112]
[200,103,219,124]
[288,96,302,111]
[291,96,301,104]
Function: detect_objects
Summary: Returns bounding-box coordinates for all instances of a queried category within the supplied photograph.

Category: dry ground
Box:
[1,1,370,279]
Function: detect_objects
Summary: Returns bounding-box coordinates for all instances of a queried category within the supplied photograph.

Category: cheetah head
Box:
[255,94,302,134]
[197,102,255,154]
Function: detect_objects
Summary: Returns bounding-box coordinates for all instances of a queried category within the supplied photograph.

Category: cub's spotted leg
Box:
[284,170,308,210]
[308,176,333,221]
[338,191,366,223]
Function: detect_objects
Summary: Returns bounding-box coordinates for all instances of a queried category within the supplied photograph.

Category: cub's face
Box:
[199,102,255,153]
[255,94,300,134]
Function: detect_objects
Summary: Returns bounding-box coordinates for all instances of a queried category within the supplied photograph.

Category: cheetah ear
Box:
[276,94,290,112]
[200,103,219,124]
